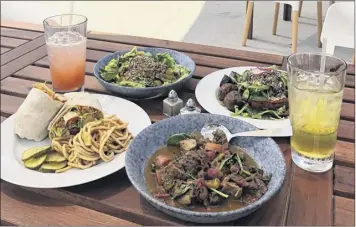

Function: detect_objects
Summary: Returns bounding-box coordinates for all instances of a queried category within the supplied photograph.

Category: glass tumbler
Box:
[287,53,347,173]
[43,14,87,92]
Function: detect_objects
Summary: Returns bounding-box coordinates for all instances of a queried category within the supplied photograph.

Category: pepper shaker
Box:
[180,98,201,115]
[163,90,184,117]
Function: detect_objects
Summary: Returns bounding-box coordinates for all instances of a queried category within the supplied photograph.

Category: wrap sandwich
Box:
[48,92,104,139]
[14,83,66,141]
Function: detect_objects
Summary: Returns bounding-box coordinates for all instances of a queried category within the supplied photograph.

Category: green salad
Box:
[217,66,289,120]
[100,47,191,88]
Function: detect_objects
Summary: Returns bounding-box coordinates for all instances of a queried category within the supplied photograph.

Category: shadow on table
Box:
[2,181,69,207]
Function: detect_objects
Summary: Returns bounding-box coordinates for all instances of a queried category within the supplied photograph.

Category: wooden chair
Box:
[242,1,324,53]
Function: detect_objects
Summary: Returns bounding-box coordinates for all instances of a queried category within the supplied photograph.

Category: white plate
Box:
[195,66,291,130]
[1,94,151,188]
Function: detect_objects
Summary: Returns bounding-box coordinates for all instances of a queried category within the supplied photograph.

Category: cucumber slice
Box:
[23,154,47,169]
[21,145,51,161]
[40,162,67,171]
[45,152,66,163]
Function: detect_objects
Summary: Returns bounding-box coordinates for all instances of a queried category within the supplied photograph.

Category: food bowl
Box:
[125,113,286,223]
[93,47,196,100]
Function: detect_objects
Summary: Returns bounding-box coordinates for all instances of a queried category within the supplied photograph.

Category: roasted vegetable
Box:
[205,143,223,152]
[179,139,197,151]
[205,178,221,189]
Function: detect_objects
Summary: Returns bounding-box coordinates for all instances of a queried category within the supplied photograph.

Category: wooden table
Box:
[1,22,355,226]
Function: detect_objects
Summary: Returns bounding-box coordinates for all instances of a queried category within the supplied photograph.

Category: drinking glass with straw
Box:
[287,39,347,173]
[43,10,87,93]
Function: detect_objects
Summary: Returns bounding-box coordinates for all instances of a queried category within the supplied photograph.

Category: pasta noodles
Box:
[51,115,132,173]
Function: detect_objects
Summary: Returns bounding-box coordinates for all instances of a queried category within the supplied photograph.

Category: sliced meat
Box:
[205,143,223,152]
[153,192,170,199]
[255,177,268,194]
[207,168,220,179]
[249,98,288,110]
[206,151,216,160]
[155,155,172,167]
[155,169,165,186]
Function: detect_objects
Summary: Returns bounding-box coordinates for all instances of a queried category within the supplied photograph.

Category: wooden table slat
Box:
[1,182,138,226]
[334,196,355,226]
[286,165,333,226]
[1,47,11,54]
[87,32,284,65]
[1,36,28,48]
[35,54,222,80]
[338,120,355,142]
[334,140,355,167]
[1,27,43,40]
[1,35,45,66]
[334,165,355,198]
[86,39,273,69]
[1,20,44,32]
[1,45,47,80]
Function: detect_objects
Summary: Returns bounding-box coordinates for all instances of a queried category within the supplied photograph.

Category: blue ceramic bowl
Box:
[93,47,196,100]
[125,113,286,223]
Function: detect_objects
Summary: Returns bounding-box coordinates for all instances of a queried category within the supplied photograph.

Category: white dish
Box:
[195,66,291,130]
[1,94,151,188]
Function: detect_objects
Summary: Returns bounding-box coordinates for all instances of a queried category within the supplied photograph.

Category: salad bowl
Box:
[93,47,196,100]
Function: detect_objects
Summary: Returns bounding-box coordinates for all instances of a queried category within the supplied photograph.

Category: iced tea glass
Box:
[287,53,347,173]
[43,14,87,92]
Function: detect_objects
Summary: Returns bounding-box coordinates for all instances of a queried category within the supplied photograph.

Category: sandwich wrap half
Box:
[14,83,65,141]
[48,92,104,139]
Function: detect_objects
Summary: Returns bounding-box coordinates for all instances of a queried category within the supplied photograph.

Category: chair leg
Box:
[317,1,322,48]
[299,1,303,17]
[242,1,254,46]
[291,11,299,53]
[272,2,280,35]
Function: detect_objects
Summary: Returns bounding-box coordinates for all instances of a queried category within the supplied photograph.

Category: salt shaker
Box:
[180,98,201,115]
[163,90,184,117]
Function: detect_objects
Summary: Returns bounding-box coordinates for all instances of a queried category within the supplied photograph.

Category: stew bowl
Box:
[125,113,286,223]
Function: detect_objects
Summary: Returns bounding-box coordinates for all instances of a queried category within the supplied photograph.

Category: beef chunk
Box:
[155,155,172,167]
[223,90,242,111]
[165,164,187,181]
[221,182,243,199]
[218,83,237,101]
[230,174,249,188]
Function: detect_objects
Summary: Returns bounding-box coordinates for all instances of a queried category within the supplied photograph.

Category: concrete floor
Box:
[1,1,354,62]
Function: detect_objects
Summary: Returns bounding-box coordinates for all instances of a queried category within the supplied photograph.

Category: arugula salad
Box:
[100,47,191,88]
[217,66,289,120]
